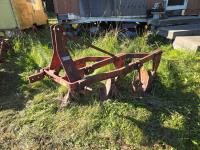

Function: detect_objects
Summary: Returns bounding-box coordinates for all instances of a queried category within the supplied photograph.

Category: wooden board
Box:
[11,0,47,30]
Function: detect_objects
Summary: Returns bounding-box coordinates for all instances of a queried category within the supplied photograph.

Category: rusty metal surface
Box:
[132,67,152,96]
[29,24,163,106]
[99,78,119,101]
[53,0,80,15]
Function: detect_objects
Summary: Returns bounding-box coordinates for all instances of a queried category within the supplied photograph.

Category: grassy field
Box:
[0,27,200,150]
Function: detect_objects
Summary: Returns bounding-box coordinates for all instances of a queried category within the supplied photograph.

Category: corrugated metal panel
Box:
[53,0,80,15]
[114,0,147,16]
[0,0,18,30]
[80,0,113,17]
[54,0,200,19]
[46,0,54,12]
[54,0,147,17]
[79,0,90,17]
[80,0,147,17]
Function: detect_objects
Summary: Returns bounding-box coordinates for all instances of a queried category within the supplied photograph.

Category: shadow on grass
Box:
[117,62,200,149]
[0,30,56,111]
[146,34,170,48]
[0,48,36,110]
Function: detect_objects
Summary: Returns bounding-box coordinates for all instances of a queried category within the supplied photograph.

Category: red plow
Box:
[29,25,163,106]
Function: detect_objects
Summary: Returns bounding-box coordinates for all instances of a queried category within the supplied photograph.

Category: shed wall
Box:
[53,0,80,15]
[114,0,147,16]
[54,0,147,17]
[53,0,200,20]
[79,0,113,17]
[45,0,55,12]
[147,0,200,15]
[185,0,200,15]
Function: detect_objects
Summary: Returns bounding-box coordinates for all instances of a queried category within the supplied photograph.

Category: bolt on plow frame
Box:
[29,24,163,106]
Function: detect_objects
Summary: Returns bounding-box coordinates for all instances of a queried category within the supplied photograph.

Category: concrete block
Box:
[158,24,200,39]
[150,16,200,27]
[173,36,200,52]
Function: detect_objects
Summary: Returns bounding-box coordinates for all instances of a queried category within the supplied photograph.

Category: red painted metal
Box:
[29,24,163,106]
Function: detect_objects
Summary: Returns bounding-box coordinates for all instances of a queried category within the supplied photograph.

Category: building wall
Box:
[114,0,147,16]
[147,0,200,15]
[53,0,80,15]
[185,0,200,15]
[54,0,147,17]
[79,0,113,17]
[45,0,55,12]
[53,0,200,17]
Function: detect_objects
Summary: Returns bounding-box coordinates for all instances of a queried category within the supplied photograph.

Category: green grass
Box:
[0,28,200,150]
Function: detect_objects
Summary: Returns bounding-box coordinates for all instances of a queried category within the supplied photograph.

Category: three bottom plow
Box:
[29,25,163,106]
